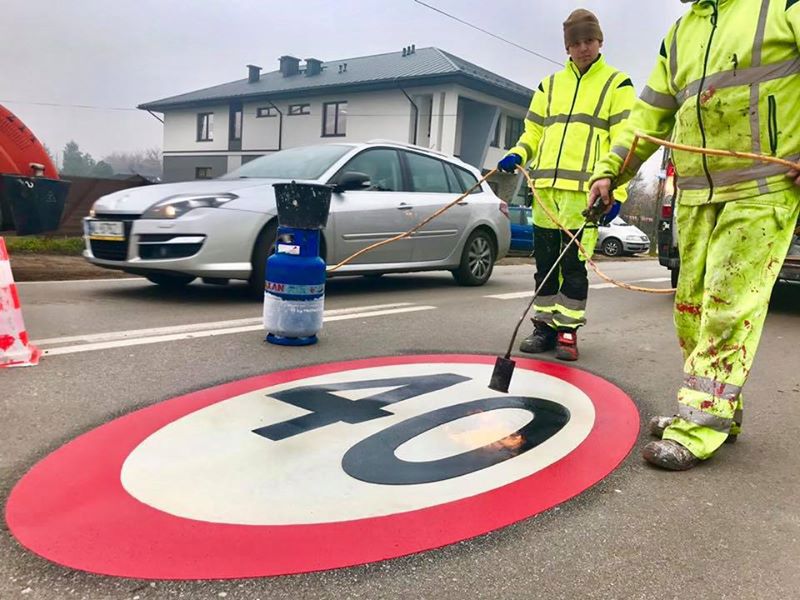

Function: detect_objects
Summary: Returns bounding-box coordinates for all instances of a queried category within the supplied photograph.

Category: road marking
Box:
[16,277,144,285]
[40,305,435,356]
[485,277,673,299]
[33,303,415,346]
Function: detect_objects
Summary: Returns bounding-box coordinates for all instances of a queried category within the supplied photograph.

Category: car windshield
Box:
[222,144,353,180]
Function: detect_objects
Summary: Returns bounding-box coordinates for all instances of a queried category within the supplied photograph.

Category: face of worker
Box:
[568,39,602,71]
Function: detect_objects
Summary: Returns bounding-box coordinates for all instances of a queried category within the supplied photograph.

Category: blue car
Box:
[508,205,534,253]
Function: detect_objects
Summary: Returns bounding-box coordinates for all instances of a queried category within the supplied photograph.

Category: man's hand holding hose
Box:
[587,178,621,225]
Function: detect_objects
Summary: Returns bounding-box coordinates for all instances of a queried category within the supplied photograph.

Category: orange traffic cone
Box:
[0,237,40,367]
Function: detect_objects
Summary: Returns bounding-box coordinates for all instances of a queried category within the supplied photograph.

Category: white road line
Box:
[33,303,415,346]
[16,277,144,285]
[41,305,435,357]
[485,277,672,299]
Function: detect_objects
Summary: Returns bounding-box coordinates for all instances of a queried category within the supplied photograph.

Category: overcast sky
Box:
[1,0,687,162]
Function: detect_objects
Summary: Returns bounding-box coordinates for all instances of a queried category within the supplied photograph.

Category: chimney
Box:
[247,64,261,83]
[402,45,415,57]
[279,55,301,77]
[305,58,323,76]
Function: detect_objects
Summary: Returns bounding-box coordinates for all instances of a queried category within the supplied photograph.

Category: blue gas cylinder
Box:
[263,226,326,346]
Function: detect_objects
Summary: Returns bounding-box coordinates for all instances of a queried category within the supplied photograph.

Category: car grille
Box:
[89,215,139,261]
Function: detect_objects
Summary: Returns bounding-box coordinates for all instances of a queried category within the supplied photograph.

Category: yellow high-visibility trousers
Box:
[663,187,800,459]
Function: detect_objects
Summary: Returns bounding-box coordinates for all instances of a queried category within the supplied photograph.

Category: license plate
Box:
[86,220,124,241]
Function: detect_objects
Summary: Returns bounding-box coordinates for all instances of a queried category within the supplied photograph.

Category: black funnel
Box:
[273,181,332,229]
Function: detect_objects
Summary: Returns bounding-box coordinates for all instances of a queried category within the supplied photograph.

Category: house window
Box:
[197,113,214,141]
[491,115,502,147]
[504,117,523,150]
[256,106,278,118]
[288,103,311,116]
[195,167,212,179]
[230,106,242,142]
[322,101,347,137]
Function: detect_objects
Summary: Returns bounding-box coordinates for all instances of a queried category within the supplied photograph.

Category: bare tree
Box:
[101,147,162,180]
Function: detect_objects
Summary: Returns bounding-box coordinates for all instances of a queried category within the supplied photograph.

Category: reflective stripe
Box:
[668,17,681,95]
[678,153,800,189]
[553,313,586,327]
[640,85,678,110]
[612,145,643,173]
[683,374,742,401]
[750,0,771,179]
[543,113,610,129]
[678,404,733,433]
[608,110,630,126]
[533,295,558,311]
[678,57,800,105]
[555,294,586,312]
[526,110,545,126]
[546,74,555,117]
[530,168,591,182]
[519,142,534,162]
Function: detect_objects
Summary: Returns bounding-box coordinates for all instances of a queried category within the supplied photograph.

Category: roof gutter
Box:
[265,99,283,150]
[398,84,419,145]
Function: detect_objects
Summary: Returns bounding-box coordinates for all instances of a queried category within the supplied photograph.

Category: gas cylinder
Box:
[263,226,326,345]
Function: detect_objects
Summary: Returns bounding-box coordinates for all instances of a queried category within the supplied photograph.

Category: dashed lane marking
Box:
[39,304,434,357]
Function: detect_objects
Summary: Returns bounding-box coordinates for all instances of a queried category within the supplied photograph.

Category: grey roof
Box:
[138,47,533,111]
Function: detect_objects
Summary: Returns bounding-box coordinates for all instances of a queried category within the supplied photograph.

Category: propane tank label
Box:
[277,243,300,255]
[265,281,325,295]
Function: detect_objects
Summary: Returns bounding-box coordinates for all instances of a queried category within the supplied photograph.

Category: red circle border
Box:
[5,354,639,579]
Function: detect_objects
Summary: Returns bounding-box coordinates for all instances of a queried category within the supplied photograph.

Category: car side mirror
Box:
[334,171,371,193]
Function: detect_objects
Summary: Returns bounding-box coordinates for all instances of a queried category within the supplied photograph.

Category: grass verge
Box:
[2,235,85,255]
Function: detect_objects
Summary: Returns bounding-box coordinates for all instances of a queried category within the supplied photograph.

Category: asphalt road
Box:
[3,259,799,599]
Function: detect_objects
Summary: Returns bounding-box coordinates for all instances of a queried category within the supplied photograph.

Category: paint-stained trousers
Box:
[663,187,800,459]
[531,189,598,330]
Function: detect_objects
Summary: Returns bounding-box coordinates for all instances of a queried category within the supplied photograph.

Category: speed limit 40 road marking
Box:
[6,354,638,579]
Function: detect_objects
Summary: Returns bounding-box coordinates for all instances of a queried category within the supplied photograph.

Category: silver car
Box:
[597,217,651,257]
[83,141,510,295]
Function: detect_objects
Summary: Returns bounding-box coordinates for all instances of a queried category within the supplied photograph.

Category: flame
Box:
[444,411,525,453]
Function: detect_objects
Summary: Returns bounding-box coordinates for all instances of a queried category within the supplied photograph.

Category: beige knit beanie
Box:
[563,9,603,48]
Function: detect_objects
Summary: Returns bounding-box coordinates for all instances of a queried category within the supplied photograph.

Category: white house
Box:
[139,46,532,196]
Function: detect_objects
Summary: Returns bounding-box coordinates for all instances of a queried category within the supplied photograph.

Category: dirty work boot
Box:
[555,330,579,361]
[648,415,738,443]
[519,324,557,354]
[642,439,700,471]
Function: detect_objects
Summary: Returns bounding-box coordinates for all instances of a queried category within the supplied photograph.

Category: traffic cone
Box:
[0,237,40,367]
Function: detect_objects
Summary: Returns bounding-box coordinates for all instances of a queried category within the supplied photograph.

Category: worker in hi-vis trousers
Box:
[498,8,635,361]
[590,0,800,470]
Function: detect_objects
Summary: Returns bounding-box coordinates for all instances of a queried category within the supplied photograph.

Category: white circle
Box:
[121,363,595,525]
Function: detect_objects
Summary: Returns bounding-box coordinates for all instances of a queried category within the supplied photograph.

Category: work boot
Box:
[648,415,738,443]
[555,330,579,361]
[642,439,700,471]
[519,323,557,354]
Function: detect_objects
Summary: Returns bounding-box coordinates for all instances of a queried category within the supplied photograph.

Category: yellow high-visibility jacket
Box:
[593,0,800,205]
[508,55,635,198]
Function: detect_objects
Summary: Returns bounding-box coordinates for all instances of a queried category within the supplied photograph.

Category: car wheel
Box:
[145,273,195,288]
[451,229,495,286]
[670,267,679,289]
[602,237,623,257]
[248,221,278,298]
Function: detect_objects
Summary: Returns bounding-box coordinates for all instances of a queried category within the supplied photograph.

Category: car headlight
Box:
[141,193,238,219]
[625,235,642,241]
